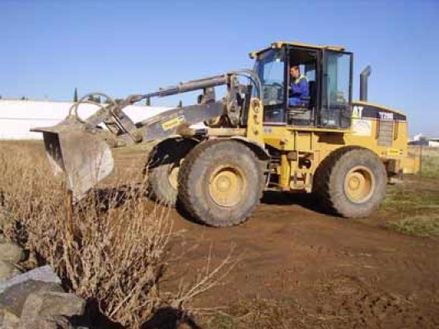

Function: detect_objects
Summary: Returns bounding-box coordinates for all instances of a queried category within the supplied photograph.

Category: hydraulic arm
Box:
[32,70,260,200]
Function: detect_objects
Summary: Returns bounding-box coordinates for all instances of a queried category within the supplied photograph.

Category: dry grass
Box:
[0,140,235,328]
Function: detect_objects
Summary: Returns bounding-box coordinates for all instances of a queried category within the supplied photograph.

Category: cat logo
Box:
[352,106,364,119]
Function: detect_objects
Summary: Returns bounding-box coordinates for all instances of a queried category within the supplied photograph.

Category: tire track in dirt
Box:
[168,200,439,328]
[111,149,439,328]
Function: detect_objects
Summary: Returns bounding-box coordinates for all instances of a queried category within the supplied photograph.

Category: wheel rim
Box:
[168,165,179,190]
[208,166,246,207]
[344,166,375,203]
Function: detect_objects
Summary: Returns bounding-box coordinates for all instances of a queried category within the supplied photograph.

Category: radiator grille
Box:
[378,120,394,146]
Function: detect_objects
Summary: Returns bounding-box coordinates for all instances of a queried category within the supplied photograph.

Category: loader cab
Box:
[252,42,353,129]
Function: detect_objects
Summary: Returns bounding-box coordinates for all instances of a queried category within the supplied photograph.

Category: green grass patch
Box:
[420,152,439,179]
[382,172,439,237]
[381,152,439,236]
[410,146,439,179]
[388,215,439,237]
[382,185,439,216]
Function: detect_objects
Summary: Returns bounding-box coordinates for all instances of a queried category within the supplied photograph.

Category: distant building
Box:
[409,133,439,147]
[413,133,425,142]
[428,138,439,148]
[0,99,170,139]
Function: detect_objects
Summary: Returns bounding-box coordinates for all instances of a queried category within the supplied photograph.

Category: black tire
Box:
[178,139,264,227]
[147,138,197,206]
[313,147,387,218]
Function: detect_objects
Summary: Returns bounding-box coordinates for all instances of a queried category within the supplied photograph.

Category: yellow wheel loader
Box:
[33,41,419,227]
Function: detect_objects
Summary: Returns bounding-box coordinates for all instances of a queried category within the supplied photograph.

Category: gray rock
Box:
[0,242,23,264]
[0,308,20,329]
[19,292,85,329]
[0,261,19,281]
[0,265,85,329]
[19,315,74,329]
[0,280,63,317]
[0,265,61,294]
[21,291,85,319]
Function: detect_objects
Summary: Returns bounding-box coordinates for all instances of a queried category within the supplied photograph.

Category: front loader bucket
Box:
[32,116,114,201]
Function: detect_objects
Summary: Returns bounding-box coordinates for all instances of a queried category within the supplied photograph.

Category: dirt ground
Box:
[111,146,439,329]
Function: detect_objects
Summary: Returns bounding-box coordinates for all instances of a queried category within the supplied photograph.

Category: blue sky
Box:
[0,0,438,135]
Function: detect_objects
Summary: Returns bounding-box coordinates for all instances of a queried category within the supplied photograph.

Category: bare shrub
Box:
[0,141,235,328]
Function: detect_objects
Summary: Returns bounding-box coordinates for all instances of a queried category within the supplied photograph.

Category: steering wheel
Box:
[270,82,283,88]
[263,82,284,104]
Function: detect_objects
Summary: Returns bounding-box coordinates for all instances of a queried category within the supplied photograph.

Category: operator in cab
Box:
[288,65,309,107]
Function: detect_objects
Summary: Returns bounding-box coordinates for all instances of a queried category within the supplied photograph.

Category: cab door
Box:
[319,50,353,129]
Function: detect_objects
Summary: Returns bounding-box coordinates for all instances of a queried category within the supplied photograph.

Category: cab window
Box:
[321,51,353,128]
[254,49,286,123]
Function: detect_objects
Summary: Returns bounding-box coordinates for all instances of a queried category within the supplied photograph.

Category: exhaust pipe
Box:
[360,65,372,101]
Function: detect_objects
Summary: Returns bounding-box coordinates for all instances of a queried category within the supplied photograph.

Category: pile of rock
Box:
[0,233,88,329]
[0,267,86,329]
